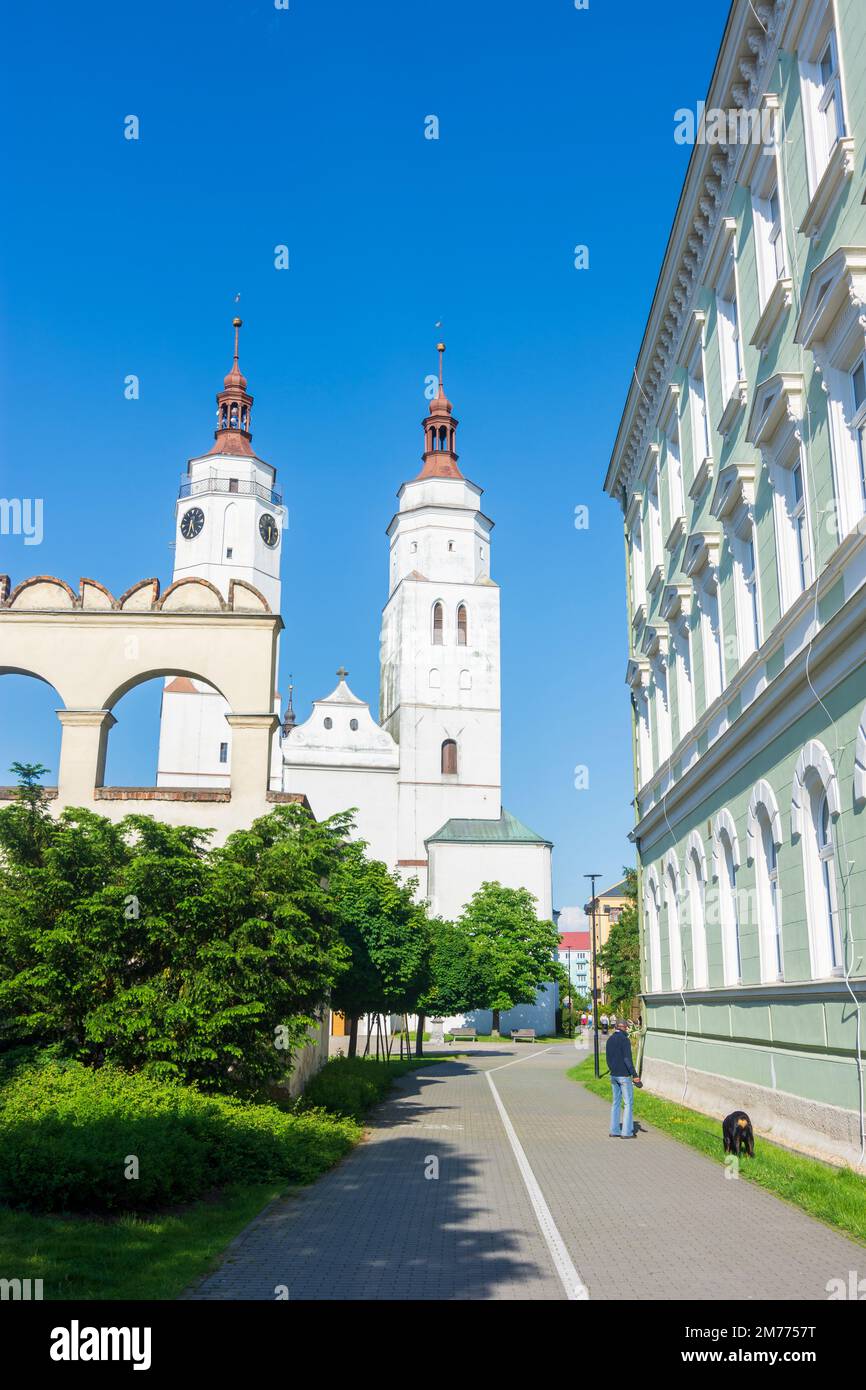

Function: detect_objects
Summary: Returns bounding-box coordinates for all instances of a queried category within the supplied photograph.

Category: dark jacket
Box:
[605,1029,637,1078]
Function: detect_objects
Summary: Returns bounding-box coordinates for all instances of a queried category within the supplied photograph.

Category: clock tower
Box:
[157,320,286,787]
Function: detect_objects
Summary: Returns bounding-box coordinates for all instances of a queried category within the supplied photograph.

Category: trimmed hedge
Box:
[297,1054,424,1120]
[0,1061,360,1214]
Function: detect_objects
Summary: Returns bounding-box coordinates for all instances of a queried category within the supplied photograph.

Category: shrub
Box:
[0,1062,359,1214]
[298,1054,415,1120]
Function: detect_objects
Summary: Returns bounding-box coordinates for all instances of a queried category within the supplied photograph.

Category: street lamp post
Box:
[585,873,601,1078]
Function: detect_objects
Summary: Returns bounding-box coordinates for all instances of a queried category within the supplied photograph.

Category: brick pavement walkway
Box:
[184,1044,863,1300]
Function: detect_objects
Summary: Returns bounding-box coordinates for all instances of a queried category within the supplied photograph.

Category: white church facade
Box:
[156,326,556,1033]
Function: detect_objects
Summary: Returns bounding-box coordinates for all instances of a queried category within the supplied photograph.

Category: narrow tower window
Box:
[432,602,444,645]
[441,739,458,775]
[457,604,468,645]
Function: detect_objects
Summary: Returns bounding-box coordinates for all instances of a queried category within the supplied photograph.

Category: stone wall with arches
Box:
[0,573,288,839]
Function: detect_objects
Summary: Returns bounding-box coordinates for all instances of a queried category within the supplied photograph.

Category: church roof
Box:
[426,808,552,847]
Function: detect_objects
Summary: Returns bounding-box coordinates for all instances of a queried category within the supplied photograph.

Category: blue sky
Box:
[0,0,730,909]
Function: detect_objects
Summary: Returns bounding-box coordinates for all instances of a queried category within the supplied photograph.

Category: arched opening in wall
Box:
[432,602,444,645]
[0,671,63,796]
[441,739,458,775]
[102,674,229,789]
[457,604,468,645]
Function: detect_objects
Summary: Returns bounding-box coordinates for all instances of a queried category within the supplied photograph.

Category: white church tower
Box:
[157,319,286,788]
[379,344,502,883]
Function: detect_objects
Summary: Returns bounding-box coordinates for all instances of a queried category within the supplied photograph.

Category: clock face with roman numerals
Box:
[180,507,205,540]
[259,513,279,548]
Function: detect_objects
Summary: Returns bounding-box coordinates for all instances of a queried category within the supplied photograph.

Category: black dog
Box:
[722,1110,755,1158]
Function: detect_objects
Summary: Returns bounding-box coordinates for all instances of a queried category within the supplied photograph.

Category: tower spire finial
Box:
[207,316,254,456]
[416,342,462,479]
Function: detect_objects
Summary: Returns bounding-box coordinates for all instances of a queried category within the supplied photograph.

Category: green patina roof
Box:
[426,808,552,848]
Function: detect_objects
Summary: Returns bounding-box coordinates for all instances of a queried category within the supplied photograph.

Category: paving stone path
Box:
[184,1044,863,1300]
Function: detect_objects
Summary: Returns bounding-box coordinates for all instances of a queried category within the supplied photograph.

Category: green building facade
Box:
[605,0,866,1163]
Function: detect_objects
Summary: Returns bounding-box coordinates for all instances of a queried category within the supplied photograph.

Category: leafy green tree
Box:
[329,842,432,1057]
[598,867,640,1017]
[0,801,352,1094]
[456,882,565,1036]
[4,762,52,865]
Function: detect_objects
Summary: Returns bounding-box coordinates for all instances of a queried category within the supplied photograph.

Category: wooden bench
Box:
[448,1027,477,1041]
[511,1028,537,1043]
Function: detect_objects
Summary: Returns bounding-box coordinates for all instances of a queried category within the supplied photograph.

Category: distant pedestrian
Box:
[600,1013,609,1034]
[606,1019,641,1138]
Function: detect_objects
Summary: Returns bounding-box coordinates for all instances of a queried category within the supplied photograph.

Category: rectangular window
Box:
[791,456,812,593]
[667,423,685,521]
[229,478,239,493]
[852,356,866,505]
[733,528,761,660]
[630,517,646,609]
[818,30,845,150]
[700,587,724,706]
[648,470,663,570]
[751,157,786,310]
[800,17,847,193]
[716,255,742,402]
[688,348,710,467]
[219,742,228,764]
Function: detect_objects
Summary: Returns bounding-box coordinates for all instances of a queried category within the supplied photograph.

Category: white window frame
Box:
[716,251,743,406]
[751,151,787,312]
[648,467,663,572]
[731,521,762,663]
[645,870,663,993]
[671,615,695,740]
[713,811,743,987]
[667,420,685,526]
[688,342,712,473]
[686,832,709,989]
[663,854,684,990]
[747,781,785,984]
[651,657,671,765]
[698,581,724,708]
[792,739,843,979]
[630,513,646,610]
[799,9,848,195]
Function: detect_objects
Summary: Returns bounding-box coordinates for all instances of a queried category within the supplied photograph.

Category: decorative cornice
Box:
[605,0,789,502]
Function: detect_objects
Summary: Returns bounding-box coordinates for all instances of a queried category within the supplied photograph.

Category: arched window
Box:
[664,856,683,990]
[441,739,458,775]
[645,870,662,992]
[349,718,359,731]
[429,668,441,689]
[459,669,471,690]
[457,604,468,645]
[755,809,783,981]
[747,780,784,983]
[323,716,333,730]
[439,425,447,450]
[713,812,742,986]
[432,602,444,645]
[685,834,708,988]
[793,740,842,977]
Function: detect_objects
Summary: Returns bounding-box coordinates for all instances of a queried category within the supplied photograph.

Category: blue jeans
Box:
[610,1076,634,1137]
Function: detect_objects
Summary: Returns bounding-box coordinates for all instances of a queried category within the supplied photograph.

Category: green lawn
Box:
[0,1054,445,1300]
[0,1183,289,1301]
[569,1055,866,1246]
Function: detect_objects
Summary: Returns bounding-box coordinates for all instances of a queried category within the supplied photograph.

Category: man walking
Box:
[606,1018,639,1138]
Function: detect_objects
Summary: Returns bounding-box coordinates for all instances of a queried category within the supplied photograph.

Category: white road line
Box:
[486,1045,569,1073]
[485,1069,590,1301]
